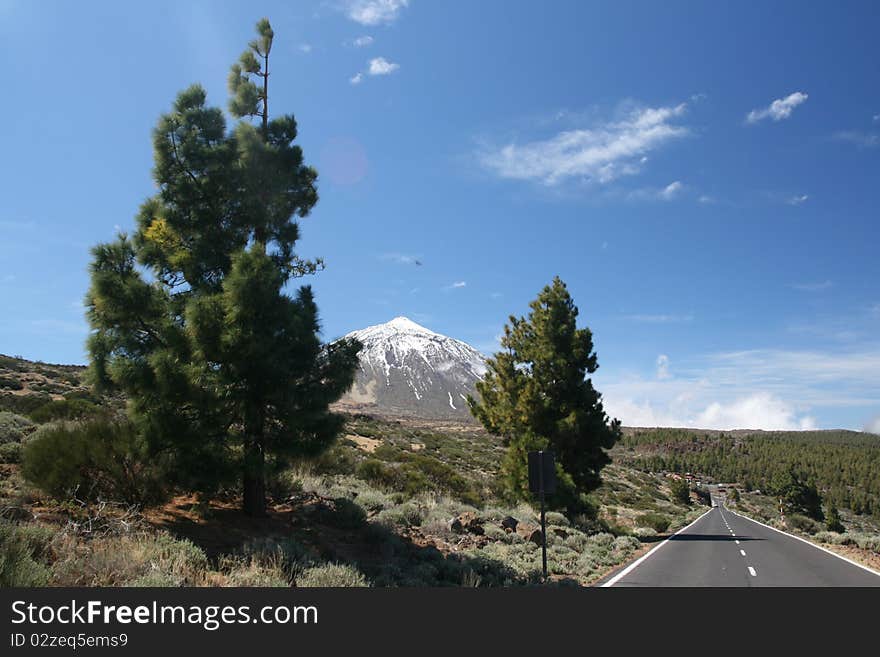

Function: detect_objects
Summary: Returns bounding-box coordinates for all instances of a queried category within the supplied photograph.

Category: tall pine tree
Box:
[468,277,620,512]
[86,19,361,516]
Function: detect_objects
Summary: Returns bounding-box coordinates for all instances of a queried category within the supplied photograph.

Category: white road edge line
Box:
[748,566,757,577]
[601,508,714,587]
[728,508,880,579]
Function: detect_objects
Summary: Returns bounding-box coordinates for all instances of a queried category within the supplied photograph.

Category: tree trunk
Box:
[242,412,266,517]
[243,437,266,517]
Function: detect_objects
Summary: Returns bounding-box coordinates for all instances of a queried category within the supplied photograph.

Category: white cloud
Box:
[864,416,880,434]
[656,354,671,380]
[349,72,363,85]
[787,194,809,205]
[352,35,374,47]
[478,102,690,186]
[368,56,399,75]
[598,345,880,430]
[659,180,683,201]
[604,381,817,431]
[695,394,817,431]
[346,0,409,26]
[451,281,466,289]
[791,280,832,292]
[298,43,312,53]
[833,130,879,148]
[698,194,715,204]
[746,91,808,123]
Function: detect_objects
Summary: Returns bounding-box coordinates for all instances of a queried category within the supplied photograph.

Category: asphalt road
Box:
[601,504,880,586]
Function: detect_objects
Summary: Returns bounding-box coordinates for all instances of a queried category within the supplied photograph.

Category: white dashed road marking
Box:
[740,549,746,557]
[748,567,757,577]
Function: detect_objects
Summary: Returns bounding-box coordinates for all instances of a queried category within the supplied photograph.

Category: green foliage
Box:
[0,412,34,444]
[787,513,821,535]
[84,19,359,515]
[296,563,370,587]
[0,442,22,463]
[825,505,844,533]
[727,487,740,503]
[355,454,482,505]
[622,428,879,519]
[635,512,671,533]
[769,468,824,521]
[28,398,105,424]
[469,277,620,512]
[669,478,691,505]
[0,392,51,416]
[21,421,165,505]
[321,498,367,529]
[0,520,54,586]
[50,532,209,587]
[0,375,23,390]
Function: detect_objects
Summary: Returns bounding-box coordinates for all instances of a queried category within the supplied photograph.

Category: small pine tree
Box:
[468,277,620,512]
[825,505,844,533]
[670,477,691,505]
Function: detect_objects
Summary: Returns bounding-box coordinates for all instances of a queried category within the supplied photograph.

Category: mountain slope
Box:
[338,317,487,419]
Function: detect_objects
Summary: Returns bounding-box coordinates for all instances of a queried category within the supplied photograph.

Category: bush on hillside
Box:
[21,420,165,505]
[825,505,844,533]
[669,478,691,505]
[0,412,35,444]
[787,513,821,535]
[296,563,370,587]
[0,520,55,586]
[0,442,22,463]
[28,398,106,424]
[0,392,51,416]
[635,512,671,533]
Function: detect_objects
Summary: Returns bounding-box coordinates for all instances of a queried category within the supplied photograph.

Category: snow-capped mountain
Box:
[338,316,487,419]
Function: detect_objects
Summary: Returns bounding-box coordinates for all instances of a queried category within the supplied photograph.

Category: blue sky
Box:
[1,1,878,432]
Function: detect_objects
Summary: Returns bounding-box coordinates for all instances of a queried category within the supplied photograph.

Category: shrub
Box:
[825,505,844,533]
[0,520,55,586]
[787,513,821,535]
[51,532,208,586]
[635,512,671,533]
[0,392,51,416]
[0,375,23,391]
[375,502,426,528]
[21,420,165,505]
[669,478,691,505]
[309,445,358,476]
[0,412,35,444]
[321,498,367,529]
[0,442,22,463]
[28,398,105,424]
[296,563,370,587]
[354,489,392,514]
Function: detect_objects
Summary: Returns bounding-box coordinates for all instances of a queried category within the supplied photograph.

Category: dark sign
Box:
[527,450,556,494]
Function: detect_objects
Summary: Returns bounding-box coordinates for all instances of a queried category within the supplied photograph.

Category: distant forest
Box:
[618,429,880,518]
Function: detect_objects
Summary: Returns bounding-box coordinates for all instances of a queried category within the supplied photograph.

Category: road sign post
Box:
[528,450,556,582]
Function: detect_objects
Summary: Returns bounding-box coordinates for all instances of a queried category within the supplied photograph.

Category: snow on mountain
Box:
[338,316,487,419]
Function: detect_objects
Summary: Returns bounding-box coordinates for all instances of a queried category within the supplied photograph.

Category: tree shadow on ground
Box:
[146,493,578,587]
